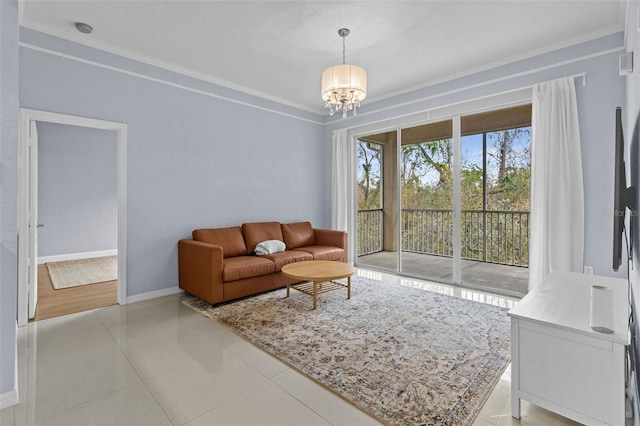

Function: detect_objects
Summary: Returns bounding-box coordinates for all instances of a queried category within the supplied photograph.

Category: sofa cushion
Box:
[222,256,276,282]
[193,226,247,258]
[242,222,283,254]
[262,250,312,271]
[281,222,316,249]
[292,246,345,262]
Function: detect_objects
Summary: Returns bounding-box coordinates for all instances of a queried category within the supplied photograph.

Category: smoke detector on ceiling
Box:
[74,22,93,34]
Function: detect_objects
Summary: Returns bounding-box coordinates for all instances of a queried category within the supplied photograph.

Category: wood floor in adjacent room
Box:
[32,263,118,322]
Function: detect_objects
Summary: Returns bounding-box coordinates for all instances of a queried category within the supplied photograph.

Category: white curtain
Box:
[331,128,357,263]
[529,76,584,289]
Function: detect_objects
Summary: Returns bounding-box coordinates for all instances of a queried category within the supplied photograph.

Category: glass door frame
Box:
[350,89,533,288]
[395,116,463,284]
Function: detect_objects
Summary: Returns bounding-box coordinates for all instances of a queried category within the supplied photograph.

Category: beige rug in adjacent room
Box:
[46,256,118,290]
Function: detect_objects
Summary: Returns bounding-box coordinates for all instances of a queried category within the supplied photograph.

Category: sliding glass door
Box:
[356,131,398,273]
[355,105,531,295]
[459,107,531,294]
[400,120,454,283]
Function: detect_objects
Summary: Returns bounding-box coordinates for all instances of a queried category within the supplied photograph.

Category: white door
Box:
[28,120,38,319]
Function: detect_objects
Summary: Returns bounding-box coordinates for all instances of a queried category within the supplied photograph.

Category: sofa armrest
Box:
[313,228,348,262]
[178,239,224,305]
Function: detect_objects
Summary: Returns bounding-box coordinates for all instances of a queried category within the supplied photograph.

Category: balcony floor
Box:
[357,251,528,296]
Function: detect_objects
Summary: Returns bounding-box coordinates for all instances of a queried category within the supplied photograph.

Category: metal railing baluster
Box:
[358,208,529,267]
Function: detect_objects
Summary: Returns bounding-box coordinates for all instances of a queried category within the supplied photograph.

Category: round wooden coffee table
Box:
[281,260,355,310]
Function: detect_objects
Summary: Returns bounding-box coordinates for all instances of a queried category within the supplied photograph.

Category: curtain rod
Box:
[532,72,587,88]
[355,45,623,122]
[571,72,587,88]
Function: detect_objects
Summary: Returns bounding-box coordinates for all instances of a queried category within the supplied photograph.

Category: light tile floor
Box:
[1,269,583,426]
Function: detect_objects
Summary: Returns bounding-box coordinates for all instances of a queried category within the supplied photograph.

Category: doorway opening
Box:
[17,110,127,326]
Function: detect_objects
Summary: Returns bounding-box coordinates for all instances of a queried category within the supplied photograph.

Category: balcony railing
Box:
[358,209,383,255]
[358,208,529,267]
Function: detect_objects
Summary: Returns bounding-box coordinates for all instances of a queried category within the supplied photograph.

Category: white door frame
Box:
[17,109,127,326]
[27,120,39,318]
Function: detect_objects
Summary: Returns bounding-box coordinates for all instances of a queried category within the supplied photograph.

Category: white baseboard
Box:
[0,388,18,410]
[126,286,183,305]
[1,322,19,410]
[38,249,118,264]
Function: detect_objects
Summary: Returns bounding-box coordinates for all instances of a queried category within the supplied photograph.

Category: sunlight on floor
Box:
[356,267,518,309]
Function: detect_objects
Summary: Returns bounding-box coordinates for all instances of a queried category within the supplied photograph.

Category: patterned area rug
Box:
[183,276,511,426]
[47,256,118,289]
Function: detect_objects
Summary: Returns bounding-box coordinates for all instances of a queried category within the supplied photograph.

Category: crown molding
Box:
[19,22,326,116]
[363,26,624,108]
[19,39,325,125]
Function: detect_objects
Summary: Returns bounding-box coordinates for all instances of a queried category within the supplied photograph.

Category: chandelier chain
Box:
[342,34,346,65]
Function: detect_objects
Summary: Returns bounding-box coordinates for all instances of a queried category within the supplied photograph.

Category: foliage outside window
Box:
[358,127,531,212]
[356,123,531,266]
[358,141,382,210]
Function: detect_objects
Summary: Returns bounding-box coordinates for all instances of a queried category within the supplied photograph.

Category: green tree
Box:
[357,141,381,209]
[487,127,531,211]
[461,165,483,210]
[401,139,453,209]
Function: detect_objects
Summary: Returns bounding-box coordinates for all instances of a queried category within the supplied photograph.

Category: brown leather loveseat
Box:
[178,221,348,305]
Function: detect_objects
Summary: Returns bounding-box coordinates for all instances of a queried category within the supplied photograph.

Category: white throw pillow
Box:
[254,240,286,255]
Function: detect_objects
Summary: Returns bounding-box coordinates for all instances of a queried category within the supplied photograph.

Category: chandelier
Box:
[321,28,367,118]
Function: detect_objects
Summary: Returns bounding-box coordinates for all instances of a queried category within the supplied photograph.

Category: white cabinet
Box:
[508,271,628,425]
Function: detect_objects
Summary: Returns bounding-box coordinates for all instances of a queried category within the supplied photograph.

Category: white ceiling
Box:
[20,1,627,115]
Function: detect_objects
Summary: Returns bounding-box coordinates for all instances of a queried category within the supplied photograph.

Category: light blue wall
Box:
[0,0,18,400]
[326,32,627,280]
[19,29,329,298]
[37,122,118,257]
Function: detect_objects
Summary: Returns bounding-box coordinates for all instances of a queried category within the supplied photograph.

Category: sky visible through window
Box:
[357,129,531,185]
[357,125,531,211]
[408,127,531,186]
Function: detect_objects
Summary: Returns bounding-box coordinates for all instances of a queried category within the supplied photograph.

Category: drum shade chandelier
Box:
[321,28,367,118]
